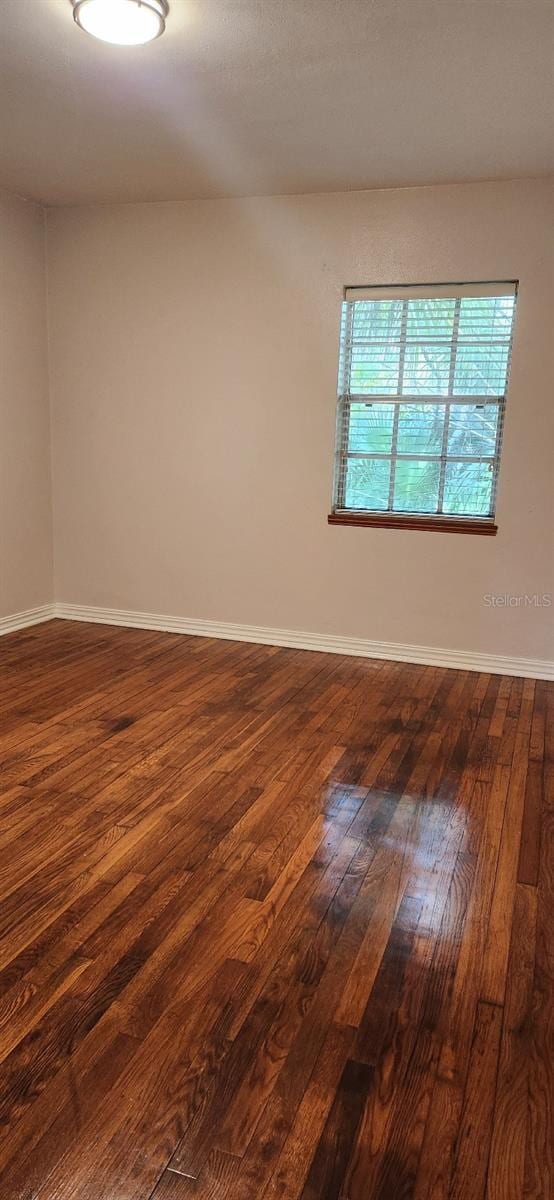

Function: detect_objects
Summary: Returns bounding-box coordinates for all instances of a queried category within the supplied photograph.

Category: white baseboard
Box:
[53,602,554,681]
[2,600,549,680]
[0,604,56,637]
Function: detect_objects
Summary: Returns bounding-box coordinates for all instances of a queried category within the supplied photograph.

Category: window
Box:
[329,282,517,534]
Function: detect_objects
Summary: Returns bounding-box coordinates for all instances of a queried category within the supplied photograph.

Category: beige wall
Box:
[0,188,53,618]
[46,179,554,662]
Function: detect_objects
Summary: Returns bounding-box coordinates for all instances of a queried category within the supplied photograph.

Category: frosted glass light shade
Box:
[73,0,168,46]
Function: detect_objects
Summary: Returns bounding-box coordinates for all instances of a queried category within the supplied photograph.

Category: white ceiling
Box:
[1,0,553,206]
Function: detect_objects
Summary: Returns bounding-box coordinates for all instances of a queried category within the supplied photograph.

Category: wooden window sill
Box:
[328,512,498,535]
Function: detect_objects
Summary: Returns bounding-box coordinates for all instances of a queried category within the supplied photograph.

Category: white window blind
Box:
[332,282,517,521]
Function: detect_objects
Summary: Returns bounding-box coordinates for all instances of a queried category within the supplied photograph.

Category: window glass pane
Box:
[349,345,400,394]
[397,404,444,455]
[443,462,493,515]
[393,460,440,513]
[457,296,515,341]
[453,344,510,396]
[351,300,403,340]
[402,344,450,395]
[347,403,395,454]
[447,405,499,457]
[345,458,391,510]
[406,299,455,340]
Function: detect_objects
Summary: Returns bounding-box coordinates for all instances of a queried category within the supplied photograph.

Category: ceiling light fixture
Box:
[72,0,169,46]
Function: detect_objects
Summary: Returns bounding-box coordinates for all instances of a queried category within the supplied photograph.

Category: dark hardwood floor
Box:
[0,619,551,1200]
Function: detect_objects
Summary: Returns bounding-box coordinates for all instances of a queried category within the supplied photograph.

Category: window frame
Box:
[329,281,518,535]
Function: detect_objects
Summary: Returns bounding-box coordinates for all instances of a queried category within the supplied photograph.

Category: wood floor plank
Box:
[518,677,546,889]
[298,1058,373,1200]
[486,883,538,1200]
[523,681,553,1200]
[480,679,535,1005]
[449,1000,503,1200]
[0,621,550,1200]
[260,1024,354,1200]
